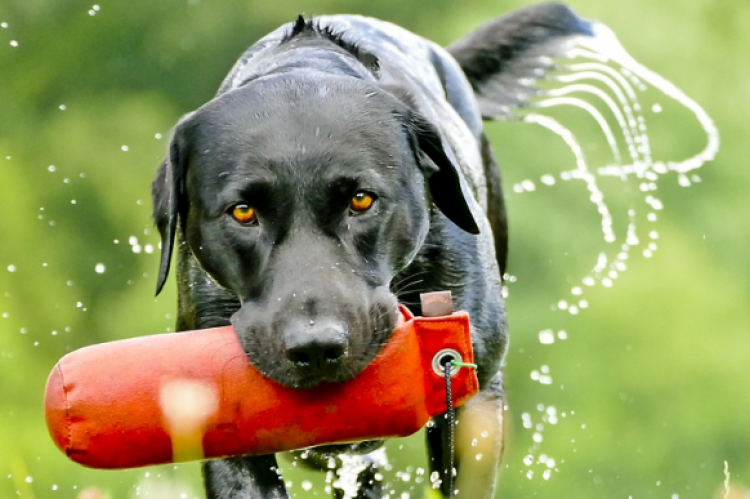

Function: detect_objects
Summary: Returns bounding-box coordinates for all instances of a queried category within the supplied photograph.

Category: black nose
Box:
[284,319,348,375]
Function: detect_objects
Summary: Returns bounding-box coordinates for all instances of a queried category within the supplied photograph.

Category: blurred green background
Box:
[1,0,747,498]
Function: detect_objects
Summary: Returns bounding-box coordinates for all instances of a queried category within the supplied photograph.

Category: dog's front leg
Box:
[203,455,289,499]
[426,371,505,498]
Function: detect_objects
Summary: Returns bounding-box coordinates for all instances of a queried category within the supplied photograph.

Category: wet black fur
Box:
[152,3,593,498]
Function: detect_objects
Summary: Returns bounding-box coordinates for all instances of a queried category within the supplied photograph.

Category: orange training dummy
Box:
[44,305,478,469]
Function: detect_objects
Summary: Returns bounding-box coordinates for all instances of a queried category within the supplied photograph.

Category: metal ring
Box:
[432,349,462,377]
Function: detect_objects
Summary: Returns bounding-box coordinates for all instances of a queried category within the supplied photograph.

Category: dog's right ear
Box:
[152,114,193,296]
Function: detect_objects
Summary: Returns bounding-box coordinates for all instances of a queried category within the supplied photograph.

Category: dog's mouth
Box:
[234,296,399,390]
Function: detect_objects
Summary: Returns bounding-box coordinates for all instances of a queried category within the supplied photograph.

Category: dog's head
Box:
[152,73,478,389]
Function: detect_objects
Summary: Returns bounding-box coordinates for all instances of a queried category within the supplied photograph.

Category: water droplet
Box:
[301,480,313,491]
[651,103,662,113]
[48,165,56,172]
[94,263,106,274]
[429,471,440,485]
[7,265,16,272]
[59,104,67,110]
[538,330,555,344]
[25,476,32,483]
[121,145,129,152]
[9,40,18,47]
[1,22,8,28]
[155,133,162,139]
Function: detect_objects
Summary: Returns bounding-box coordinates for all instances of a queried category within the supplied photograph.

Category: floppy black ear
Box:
[152,119,190,296]
[407,114,480,235]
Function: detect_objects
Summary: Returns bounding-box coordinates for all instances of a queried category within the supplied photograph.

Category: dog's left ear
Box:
[152,114,193,296]
[406,113,480,235]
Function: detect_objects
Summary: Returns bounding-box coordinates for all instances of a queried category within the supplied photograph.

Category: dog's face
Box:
[153,73,478,389]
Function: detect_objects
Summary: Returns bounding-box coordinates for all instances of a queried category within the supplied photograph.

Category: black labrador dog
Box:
[152,3,593,497]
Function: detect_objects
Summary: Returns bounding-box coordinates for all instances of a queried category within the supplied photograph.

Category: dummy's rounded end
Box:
[45,363,71,457]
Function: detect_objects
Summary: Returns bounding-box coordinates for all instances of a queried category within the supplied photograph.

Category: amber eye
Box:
[350,191,375,213]
[231,204,256,224]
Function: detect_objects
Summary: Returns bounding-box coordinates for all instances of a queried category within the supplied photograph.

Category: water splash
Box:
[511,22,719,313]
[518,405,567,482]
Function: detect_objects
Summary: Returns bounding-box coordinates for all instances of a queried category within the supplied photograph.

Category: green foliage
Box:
[0,0,747,497]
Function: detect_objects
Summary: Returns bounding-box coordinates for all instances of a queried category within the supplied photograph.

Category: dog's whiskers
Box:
[391,270,432,296]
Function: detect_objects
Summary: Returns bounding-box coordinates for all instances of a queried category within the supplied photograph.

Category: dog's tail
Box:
[447,2,593,120]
